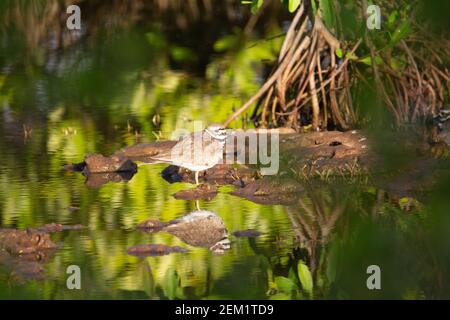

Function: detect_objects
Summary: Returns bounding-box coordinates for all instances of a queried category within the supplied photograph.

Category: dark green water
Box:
[1,2,450,300]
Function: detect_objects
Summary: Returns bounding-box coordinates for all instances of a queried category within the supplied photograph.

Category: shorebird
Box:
[148,123,227,185]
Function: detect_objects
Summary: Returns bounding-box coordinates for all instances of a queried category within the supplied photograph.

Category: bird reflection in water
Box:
[138,210,231,255]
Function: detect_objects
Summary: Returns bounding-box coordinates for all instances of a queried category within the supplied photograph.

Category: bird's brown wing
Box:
[147,133,196,164]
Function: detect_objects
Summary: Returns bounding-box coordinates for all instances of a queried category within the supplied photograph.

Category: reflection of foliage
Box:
[267,259,314,300]
[0,15,287,298]
[264,181,450,299]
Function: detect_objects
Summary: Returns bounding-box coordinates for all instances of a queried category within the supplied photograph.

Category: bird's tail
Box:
[137,158,171,167]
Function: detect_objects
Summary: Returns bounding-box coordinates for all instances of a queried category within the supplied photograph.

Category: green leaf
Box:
[163,267,179,300]
[269,293,292,300]
[387,10,399,29]
[274,276,298,295]
[170,46,196,62]
[319,0,335,29]
[213,35,237,52]
[326,244,339,283]
[145,31,166,50]
[398,197,411,209]
[297,260,313,295]
[359,55,383,66]
[251,0,264,13]
[176,286,186,299]
[310,0,317,16]
[389,20,411,46]
[288,0,301,13]
[241,0,253,4]
[288,266,300,286]
[345,51,359,60]
[389,57,407,71]
[335,48,343,58]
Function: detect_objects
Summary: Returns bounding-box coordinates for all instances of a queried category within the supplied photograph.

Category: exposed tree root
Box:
[224,1,357,131]
[225,1,450,132]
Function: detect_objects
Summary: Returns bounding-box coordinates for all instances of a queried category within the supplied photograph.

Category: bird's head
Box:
[205,123,227,142]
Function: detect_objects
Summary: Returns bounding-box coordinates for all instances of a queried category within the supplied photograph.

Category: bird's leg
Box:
[195,171,199,185]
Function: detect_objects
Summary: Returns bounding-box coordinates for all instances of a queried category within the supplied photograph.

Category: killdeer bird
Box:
[139,210,231,255]
[148,123,227,185]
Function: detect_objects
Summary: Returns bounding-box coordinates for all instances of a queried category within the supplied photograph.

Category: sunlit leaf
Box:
[335,48,343,58]
[359,55,383,66]
[214,35,238,51]
[367,187,377,195]
[288,266,300,286]
[145,31,166,49]
[387,10,399,29]
[390,20,411,46]
[170,46,196,62]
[163,267,179,300]
[288,0,301,13]
[251,0,264,13]
[297,260,313,295]
[176,286,186,300]
[274,276,297,295]
[345,51,359,60]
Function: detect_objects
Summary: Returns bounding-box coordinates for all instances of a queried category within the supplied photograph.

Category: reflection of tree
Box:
[285,186,345,276]
[1,0,284,53]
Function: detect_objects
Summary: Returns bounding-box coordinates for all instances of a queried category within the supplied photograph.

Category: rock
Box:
[63,162,85,172]
[233,229,262,238]
[0,249,54,283]
[173,183,218,200]
[11,260,46,281]
[36,223,64,232]
[162,164,256,185]
[37,223,85,233]
[84,171,136,189]
[113,140,178,162]
[231,177,304,205]
[0,228,57,255]
[83,153,137,174]
[126,244,189,257]
[67,206,80,212]
[0,224,83,283]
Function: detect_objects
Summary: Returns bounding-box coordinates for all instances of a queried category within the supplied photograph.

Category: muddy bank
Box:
[231,177,304,205]
[65,129,372,184]
[278,130,371,176]
[161,164,256,185]
[63,128,450,205]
